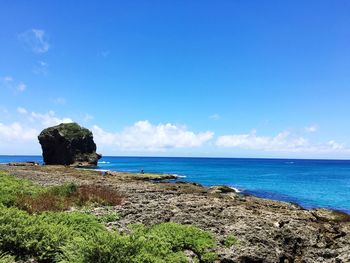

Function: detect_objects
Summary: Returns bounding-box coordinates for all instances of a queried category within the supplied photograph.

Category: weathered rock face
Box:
[38,123,101,166]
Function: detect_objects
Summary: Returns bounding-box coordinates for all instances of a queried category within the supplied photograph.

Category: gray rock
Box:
[38,123,101,166]
[209,185,238,194]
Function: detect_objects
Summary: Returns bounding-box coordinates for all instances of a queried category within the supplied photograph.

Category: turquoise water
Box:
[1,156,350,213]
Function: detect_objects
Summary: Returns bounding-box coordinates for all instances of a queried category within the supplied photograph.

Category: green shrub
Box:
[0,253,15,263]
[97,212,121,223]
[0,173,42,207]
[0,172,217,262]
[61,223,217,263]
[224,234,239,247]
[0,205,104,262]
[48,183,77,197]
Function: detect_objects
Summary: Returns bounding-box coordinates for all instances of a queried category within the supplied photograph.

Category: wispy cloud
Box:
[17,82,26,92]
[100,50,110,57]
[304,124,319,133]
[33,60,49,75]
[19,29,50,53]
[83,113,94,122]
[216,129,349,154]
[92,120,214,152]
[17,107,28,114]
[209,114,221,120]
[29,111,73,126]
[15,107,73,126]
[52,97,66,105]
[0,76,26,93]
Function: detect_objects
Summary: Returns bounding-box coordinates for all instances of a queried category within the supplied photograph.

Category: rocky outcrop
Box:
[1,164,349,262]
[38,123,101,166]
[8,162,39,166]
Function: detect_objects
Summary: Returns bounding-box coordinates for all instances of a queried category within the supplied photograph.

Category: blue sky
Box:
[1,0,350,158]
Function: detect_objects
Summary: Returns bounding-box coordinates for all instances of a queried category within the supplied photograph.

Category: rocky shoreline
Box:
[0,164,349,263]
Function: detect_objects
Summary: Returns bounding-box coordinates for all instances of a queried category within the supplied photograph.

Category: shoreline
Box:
[1,163,350,262]
[91,166,350,215]
[5,161,350,215]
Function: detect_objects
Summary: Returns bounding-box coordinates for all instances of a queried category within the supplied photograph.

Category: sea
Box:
[1,155,350,213]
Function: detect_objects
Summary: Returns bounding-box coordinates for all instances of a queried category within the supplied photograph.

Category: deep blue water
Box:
[1,155,350,213]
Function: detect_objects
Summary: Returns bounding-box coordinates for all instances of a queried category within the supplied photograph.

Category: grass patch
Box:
[223,234,239,248]
[0,173,42,207]
[97,211,121,223]
[0,172,123,213]
[73,185,123,207]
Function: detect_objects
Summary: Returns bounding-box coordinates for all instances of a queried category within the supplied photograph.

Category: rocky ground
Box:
[0,164,349,263]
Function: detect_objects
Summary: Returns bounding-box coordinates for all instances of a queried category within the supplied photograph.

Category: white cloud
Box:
[52,97,66,105]
[17,82,26,92]
[17,107,28,114]
[304,124,318,133]
[33,60,49,75]
[216,130,349,154]
[83,113,94,122]
[1,76,27,93]
[2,76,13,82]
[0,109,75,154]
[19,29,50,53]
[0,122,38,141]
[92,120,214,152]
[30,110,73,126]
[209,114,221,120]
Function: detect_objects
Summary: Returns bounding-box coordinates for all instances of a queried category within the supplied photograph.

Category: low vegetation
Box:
[0,172,218,262]
[0,253,15,263]
[0,173,123,214]
[224,234,239,248]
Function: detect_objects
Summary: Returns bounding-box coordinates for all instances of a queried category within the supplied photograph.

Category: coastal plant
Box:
[72,185,123,206]
[0,253,15,263]
[97,211,121,223]
[0,172,217,262]
[0,205,104,262]
[48,183,77,197]
[61,223,217,263]
[0,172,42,207]
[224,234,239,248]
[16,191,69,213]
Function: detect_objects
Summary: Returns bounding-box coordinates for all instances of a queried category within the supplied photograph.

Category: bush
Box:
[0,205,105,262]
[0,172,217,262]
[0,173,42,207]
[0,253,15,263]
[72,185,123,206]
[60,223,217,263]
[97,212,121,223]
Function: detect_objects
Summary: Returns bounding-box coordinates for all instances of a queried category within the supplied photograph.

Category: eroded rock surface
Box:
[1,165,349,263]
[38,123,101,166]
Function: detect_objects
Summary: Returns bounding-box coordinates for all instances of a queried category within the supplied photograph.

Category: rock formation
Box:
[38,123,101,166]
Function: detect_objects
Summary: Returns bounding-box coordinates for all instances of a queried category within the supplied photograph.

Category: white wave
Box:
[94,169,109,172]
[169,173,186,178]
[229,186,242,193]
[98,161,110,164]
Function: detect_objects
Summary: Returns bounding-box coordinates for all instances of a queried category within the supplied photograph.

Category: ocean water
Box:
[1,156,350,213]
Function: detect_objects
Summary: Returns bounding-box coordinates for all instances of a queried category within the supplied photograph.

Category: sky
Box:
[1,0,350,158]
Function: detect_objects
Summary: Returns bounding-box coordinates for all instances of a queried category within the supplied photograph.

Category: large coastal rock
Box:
[38,123,101,166]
